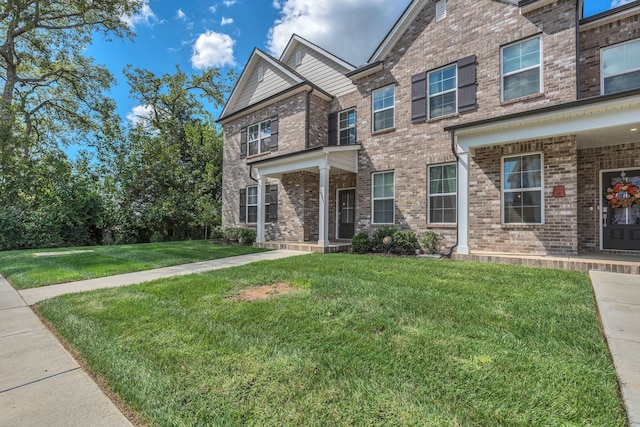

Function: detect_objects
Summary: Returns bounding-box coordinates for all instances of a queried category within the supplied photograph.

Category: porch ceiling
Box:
[452,92,640,151]
[252,145,361,178]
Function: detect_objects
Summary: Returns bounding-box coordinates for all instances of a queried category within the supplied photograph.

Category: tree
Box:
[0,0,141,159]
[107,66,228,242]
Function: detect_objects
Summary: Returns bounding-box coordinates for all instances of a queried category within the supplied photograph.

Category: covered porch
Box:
[449,89,640,256]
[249,144,361,248]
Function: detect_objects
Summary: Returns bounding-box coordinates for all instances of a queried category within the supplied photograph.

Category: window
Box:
[246,186,258,223]
[372,171,395,224]
[502,36,542,101]
[244,185,275,224]
[339,109,356,145]
[602,39,640,94]
[372,85,395,131]
[502,153,543,224]
[429,163,457,223]
[435,0,446,20]
[429,64,457,118]
[248,119,271,156]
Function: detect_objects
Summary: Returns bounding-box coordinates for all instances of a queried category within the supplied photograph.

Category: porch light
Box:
[631,128,638,132]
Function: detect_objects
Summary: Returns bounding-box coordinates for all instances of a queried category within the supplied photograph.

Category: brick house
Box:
[217,0,640,256]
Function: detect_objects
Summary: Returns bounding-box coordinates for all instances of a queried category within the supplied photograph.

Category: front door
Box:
[338,189,355,239]
[602,170,640,250]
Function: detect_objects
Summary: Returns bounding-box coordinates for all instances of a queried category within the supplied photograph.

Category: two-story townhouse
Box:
[218,0,640,257]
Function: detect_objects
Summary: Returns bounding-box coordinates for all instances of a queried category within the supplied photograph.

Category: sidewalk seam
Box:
[0,367,81,394]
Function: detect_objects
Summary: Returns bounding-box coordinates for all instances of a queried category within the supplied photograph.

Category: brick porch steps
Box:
[453,252,640,275]
[254,241,352,253]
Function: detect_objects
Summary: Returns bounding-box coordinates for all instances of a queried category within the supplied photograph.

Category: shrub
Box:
[392,230,418,254]
[238,228,256,245]
[421,231,444,254]
[149,231,166,243]
[370,225,399,252]
[210,225,224,240]
[223,227,241,243]
[350,231,371,254]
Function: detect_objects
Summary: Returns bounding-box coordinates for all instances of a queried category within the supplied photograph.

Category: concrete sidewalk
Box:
[590,270,640,427]
[0,249,307,426]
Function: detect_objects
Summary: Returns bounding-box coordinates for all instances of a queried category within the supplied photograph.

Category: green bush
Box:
[371,225,399,252]
[211,225,224,240]
[421,231,444,254]
[350,231,371,254]
[392,230,418,254]
[223,227,241,243]
[149,231,166,243]
[238,228,256,245]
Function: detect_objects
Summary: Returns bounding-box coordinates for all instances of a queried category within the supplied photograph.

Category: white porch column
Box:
[457,149,470,255]
[318,164,330,248]
[256,173,266,244]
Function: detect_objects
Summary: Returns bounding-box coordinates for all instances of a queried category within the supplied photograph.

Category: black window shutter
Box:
[270,116,279,152]
[267,185,278,222]
[411,72,427,123]
[239,188,246,222]
[328,112,338,145]
[240,127,247,158]
[457,55,477,112]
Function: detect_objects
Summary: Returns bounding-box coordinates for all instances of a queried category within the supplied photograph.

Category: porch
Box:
[254,240,352,253]
[453,251,640,275]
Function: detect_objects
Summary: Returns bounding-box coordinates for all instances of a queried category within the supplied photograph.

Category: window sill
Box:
[501,92,545,106]
[501,223,544,228]
[372,127,396,136]
[427,223,457,228]
[246,151,272,161]
[427,112,459,123]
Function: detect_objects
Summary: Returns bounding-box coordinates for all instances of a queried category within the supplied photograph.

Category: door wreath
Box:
[605,181,640,208]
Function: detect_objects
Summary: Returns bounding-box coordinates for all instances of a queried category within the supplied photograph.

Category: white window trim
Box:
[600,38,640,95]
[338,108,356,145]
[371,170,395,224]
[500,35,543,102]
[501,152,545,225]
[372,85,395,132]
[428,162,457,224]
[247,119,271,156]
[246,184,271,224]
[428,64,457,119]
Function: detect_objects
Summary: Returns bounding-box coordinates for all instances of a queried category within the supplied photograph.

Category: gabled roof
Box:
[218,48,306,122]
[280,34,356,72]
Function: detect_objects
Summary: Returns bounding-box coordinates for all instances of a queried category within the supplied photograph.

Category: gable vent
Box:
[436,0,446,20]
[257,66,264,82]
[295,50,302,66]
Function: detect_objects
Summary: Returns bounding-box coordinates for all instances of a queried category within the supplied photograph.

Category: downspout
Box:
[248,163,258,183]
[445,129,459,258]
[576,0,581,100]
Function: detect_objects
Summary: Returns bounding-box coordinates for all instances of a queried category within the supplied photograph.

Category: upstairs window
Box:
[602,39,640,94]
[339,109,356,145]
[248,119,271,156]
[372,85,395,131]
[428,163,457,224]
[502,153,543,224]
[429,64,457,118]
[502,36,542,101]
[372,171,395,224]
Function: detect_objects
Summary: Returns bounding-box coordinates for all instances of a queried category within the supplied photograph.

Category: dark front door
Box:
[338,189,355,239]
[602,170,640,250]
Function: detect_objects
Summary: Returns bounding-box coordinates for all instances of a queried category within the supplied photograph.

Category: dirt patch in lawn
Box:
[228,282,294,302]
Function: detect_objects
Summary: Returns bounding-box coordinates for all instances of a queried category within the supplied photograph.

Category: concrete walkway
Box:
[0,249,307,426]
[590,270,640,427]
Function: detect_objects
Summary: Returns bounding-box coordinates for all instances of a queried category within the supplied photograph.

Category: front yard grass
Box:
[0,241,268,289]
[38,254,625,426]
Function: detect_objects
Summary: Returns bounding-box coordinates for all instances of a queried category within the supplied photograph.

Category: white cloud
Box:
[611,0,634,7]
[126,105,154,127]
[209,5,217,13]
[177,8,187,19]
[120,0,157,28]
[273,0,282,9]
[191,31,236,69]
[223,0,237,6]
[221,17,234,25]
[267,0,410,65]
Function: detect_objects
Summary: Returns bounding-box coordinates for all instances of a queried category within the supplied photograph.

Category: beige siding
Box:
[286,46,355,97]
[234,60,300,112]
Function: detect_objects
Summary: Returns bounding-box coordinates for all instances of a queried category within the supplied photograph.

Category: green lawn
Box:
[0,241,268,289]
[38,254,625,426]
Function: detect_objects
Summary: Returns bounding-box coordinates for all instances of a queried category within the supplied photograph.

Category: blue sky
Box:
[87,0,634,126]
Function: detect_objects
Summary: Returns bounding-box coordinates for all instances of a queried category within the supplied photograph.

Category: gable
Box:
[219,49,304,120]
[280,35,356,97]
